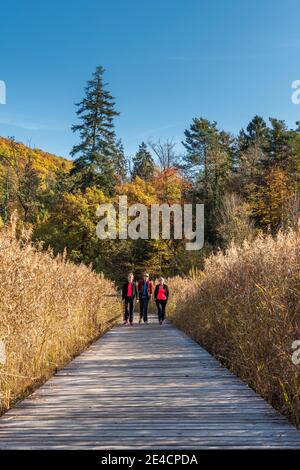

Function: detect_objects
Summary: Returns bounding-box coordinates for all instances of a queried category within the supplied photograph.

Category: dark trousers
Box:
[156,300,167,322]
[140,297,149,321]
[124,297,134,322]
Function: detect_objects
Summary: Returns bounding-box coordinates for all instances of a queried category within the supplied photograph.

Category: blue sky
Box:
[1,0,300,159]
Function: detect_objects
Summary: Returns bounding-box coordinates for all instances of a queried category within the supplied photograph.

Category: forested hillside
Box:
[0,136,72,226]
[1,66,300,285]
[0,137,72,178]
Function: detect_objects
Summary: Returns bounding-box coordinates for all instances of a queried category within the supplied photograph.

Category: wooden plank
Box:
[0,315,299,449]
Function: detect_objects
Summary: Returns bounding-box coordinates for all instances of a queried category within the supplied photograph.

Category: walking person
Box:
[154,277,169,325]
[122,273,138,325]
[138,272,153,324]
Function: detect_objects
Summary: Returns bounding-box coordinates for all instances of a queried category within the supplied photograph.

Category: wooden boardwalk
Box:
[0,316,300,449]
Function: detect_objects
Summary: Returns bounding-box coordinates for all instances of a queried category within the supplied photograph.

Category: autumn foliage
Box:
[0,136,72,183]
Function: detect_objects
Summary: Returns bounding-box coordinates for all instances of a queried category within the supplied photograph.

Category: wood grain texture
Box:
[0,316,299,449]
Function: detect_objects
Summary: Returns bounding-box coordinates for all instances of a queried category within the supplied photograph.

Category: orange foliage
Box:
[150,167,191,204]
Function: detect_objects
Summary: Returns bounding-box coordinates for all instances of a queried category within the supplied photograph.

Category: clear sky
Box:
[1,0,300,159]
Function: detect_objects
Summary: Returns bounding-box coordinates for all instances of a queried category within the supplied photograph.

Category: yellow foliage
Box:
[250,167,295,231]
[0,137,72,185]
[116,176,158,206]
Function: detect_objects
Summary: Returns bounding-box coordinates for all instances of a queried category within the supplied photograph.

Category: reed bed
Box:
[0,223,121,414]
[168,229,300,426]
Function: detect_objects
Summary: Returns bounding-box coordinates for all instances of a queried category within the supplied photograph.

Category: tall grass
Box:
[0,220,121,414]
[169,228,300,426]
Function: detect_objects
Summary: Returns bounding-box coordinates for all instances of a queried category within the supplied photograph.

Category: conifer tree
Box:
[237,115,269,154]
[71,66,125,194]
[131,142,155,181]
[182,118,232,242]
[268,118,295,168]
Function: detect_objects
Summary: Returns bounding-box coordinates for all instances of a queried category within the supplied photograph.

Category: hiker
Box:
[137,272,153,324]
[122,272,138,325]
[154,277,169,325]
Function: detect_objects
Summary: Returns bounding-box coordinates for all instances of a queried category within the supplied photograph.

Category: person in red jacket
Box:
[154,276,169,325]
[122,273,138,325]
[137,272,153,324]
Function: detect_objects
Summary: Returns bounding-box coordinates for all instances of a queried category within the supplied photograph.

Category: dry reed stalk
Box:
[0,223,121,414]
[169,229,300,426]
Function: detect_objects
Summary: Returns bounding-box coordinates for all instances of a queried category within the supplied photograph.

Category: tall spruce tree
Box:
[131,142,155,181]
[71,66,125,194]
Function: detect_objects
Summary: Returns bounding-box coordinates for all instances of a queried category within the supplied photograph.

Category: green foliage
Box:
[70,66,126,194]
[131,142,155,181]
[182,118,233,242]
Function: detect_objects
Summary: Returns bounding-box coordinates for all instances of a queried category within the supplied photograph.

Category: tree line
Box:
[0,65,299,285]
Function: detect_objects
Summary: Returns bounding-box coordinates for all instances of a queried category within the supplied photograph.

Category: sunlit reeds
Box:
[169,228,300,426]
[0,220,121,414]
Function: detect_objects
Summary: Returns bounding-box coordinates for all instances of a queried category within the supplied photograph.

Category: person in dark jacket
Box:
[154,277,169,325]
[137,272,153,324]
[122,273,138,325]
